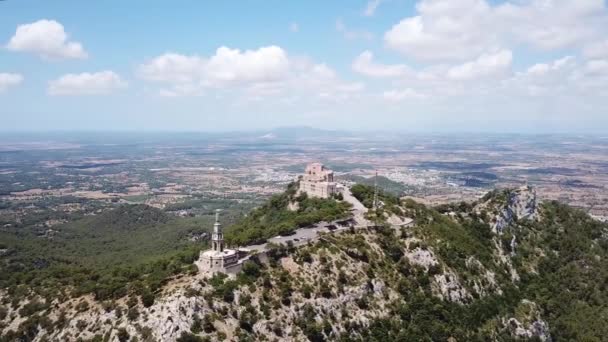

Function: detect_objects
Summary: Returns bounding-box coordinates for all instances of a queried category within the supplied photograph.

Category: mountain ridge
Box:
[1,186,607,341]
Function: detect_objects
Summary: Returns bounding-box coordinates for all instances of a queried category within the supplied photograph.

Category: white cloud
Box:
[363,0,383,16]
[48,71,126,96]
[205,46,289,84]
[336,19,373,41]
[383,88,426,101]
[289,61,365,101]
[584,40,608,59]
[447,50,513,81]
[585,59,608,76]
[384,0,608,61]
[377,52,601,102]
[138,46,362,99]
[384,0,495,61]
[498,0,606,50]
[289,22,299,33]
[138,53,205,83]
[0,73,23,92]
[6,19,87,59]
[524,56,574,76]
[138,46,289,91]
[352,51,410,78]
[505,56,578,96]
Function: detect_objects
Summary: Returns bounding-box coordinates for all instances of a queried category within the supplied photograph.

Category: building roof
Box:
[201,248,238,258]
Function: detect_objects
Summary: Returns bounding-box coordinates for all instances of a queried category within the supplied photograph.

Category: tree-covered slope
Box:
[2,187,607,341]
[0,204,209,302]
[225,181,352,246]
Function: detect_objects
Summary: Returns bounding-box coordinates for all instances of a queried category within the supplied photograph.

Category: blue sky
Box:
[1,0,607,132]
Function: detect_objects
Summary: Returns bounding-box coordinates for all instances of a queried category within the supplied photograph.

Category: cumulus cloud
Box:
[138,46,362,99]
[504,56,578,96]
[358,49,514,101]
[499,0,606,50]
[205,46,289,84]
[374,52,604,102]
[139,46,289,89]
[384,0,608,61]
[48,71,126,96]
[447,50,513,81]
[0,73,23,92]
[384,0,496,61]
[6,19,87,59]
[524,56,574,76]
[352,51,410,78]
[138,53,205,83]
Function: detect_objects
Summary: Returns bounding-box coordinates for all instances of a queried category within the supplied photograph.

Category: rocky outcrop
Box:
[404,245,438,270]
[492,186,539,234]
[502,300,552,341]
[433,272,471,304]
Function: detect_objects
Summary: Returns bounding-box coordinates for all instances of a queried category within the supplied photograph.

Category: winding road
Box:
[242,186,413,253]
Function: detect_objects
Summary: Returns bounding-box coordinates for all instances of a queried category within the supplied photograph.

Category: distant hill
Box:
[256,126,355,141]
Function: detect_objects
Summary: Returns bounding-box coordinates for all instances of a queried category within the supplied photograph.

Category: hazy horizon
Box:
[1,126,608,136]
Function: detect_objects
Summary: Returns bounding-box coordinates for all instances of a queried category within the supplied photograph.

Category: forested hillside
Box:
[0,205,209,303]
[225,182,351,246]
[1,187,607,341]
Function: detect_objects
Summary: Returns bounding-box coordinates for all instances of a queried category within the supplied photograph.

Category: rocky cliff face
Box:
[490,185,539,234]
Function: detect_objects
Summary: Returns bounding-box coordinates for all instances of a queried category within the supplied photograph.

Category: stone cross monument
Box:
[195,208,240,275]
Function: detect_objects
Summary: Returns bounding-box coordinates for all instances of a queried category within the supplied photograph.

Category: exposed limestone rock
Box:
[405,246,439,270]
[493,239,520,282]
[466,257,502,297]
[493,186,539,234]
[433,271,471,304]
[502,300,552,341]
[280,256,301,274]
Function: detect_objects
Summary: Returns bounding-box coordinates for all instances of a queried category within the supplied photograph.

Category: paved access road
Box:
[242,186,413,253]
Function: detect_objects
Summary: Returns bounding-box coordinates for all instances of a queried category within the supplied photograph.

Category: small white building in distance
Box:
[196,209,239,275]
[299,162,337,199]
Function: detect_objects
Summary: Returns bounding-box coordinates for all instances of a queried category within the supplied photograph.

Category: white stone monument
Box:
[196,209,239,275]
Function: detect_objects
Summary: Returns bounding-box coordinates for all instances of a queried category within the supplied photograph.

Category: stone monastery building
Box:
[299,162,337,199]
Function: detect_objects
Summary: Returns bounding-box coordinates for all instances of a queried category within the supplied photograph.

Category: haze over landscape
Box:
[1,1,608,342]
